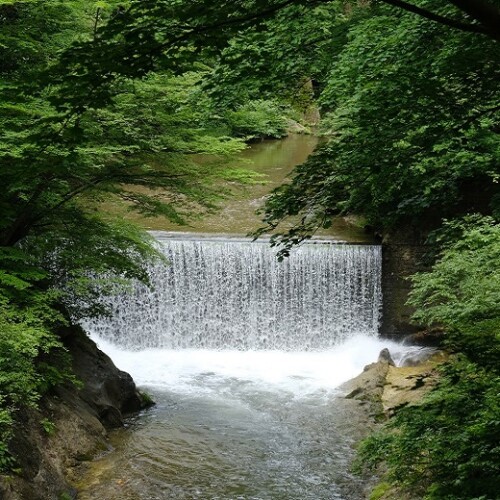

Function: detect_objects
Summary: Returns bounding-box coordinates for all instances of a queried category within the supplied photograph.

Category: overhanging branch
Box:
[381,0,488,35]
[448,0,500,41]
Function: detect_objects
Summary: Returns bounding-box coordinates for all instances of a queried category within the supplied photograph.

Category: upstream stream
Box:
[79,135,406,499]
[105,134,372,242]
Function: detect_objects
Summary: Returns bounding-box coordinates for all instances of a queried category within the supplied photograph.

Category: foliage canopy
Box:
[253,1,499,256]
[0,2,499,497]
[359,218,500,499]
[0,0,285,470]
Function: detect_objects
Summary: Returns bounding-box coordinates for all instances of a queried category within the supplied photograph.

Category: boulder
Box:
[340,348,447,420]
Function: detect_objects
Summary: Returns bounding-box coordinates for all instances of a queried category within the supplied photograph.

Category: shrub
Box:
[358,217,500,499]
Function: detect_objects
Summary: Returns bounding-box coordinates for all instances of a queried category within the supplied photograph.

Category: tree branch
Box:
[178,0,309,31]
[381,0,489,35]
[156,0,324,52]
[33,170,191,227]
[176,0,497,40]
[448,0,500,41]
[93,7,101,40]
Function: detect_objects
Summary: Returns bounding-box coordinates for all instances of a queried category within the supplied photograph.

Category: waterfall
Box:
[83,236,382,351]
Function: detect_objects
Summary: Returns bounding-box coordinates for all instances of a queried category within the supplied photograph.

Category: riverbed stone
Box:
[340,349,447,420]
[377,348,395,366]
[339,350,394,422]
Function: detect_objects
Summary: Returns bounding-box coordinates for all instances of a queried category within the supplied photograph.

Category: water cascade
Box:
[84,235,382,351]
[79,234,401,500]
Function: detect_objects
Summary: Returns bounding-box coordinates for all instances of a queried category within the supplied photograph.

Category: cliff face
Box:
[0,327,149,500]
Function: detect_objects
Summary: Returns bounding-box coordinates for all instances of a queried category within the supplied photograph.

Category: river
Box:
[77,134,401,499]
[104,134,372,242]
[77,336,408,500]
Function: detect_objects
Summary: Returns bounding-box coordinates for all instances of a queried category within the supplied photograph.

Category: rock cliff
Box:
[0,326,150,500]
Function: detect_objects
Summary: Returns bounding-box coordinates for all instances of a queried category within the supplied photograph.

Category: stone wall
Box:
[380,226,430,337]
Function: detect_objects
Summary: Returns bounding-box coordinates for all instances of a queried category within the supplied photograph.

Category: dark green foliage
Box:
[223,100,288,140]
[358,357,500,500]
[0,0,279,471]
[206,2,349,108]
[0,248,77,470]
[254,1,500,254]
[409,217,500,327]
[358,219,500,499]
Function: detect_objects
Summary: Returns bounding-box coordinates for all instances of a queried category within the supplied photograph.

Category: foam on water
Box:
[84,236,393,399]
[93,333,408,399]
[79,236,407,499]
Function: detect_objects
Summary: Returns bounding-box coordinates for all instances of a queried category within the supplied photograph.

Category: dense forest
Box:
[1,1,499,499]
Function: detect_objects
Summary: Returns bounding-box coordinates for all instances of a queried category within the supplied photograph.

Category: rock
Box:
[285,119,311,134]
[0,326,151,500]
[340,349,447,422]
[382,351,448,416]
[378,348,395,366]
[340,357,392,421]
[341,349,448,500]
[398,347,437,367]
[402,328,445,347]
[62,325,147,425]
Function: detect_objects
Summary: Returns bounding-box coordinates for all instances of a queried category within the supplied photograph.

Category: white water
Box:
[93,334,408,399]
[82,331,414,500]
[84,237,382,351]
[80,236,414,499]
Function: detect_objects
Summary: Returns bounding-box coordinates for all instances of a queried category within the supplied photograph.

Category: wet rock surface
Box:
[339,349,394,423]
[0,326,149,500]
[63,326,147,425]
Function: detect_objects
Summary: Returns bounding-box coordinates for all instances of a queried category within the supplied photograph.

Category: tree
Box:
[31,1,496,252]
[0,0,264,469]
[1,0,498,487]
[358,218,500,499]
[250,1,499,255]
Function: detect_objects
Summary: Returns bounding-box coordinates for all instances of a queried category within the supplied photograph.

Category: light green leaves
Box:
[409,217,500,327]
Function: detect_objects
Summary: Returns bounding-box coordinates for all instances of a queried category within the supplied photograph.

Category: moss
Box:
[369,482,391,500]
[139,391,155,408]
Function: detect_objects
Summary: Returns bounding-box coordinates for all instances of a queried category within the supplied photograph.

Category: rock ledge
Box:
[0,326,150,500]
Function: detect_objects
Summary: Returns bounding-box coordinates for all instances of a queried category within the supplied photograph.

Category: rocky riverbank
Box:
[0,327,151,500]
[0,333,447,500]
[339,345,448,500]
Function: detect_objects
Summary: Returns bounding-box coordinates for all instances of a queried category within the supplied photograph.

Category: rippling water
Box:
[76,336,413,500]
